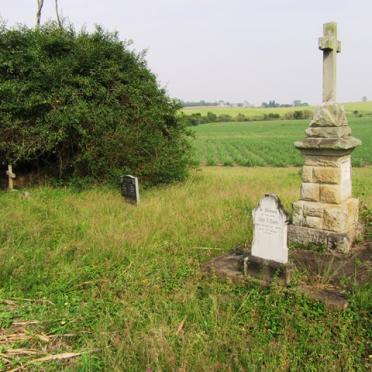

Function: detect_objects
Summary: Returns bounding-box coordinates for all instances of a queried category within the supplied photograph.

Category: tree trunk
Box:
[55,0,63,28]
[36,0,45,29]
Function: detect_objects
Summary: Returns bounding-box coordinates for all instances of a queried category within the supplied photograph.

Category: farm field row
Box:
[183,101,372,118]
[191,117,372,167]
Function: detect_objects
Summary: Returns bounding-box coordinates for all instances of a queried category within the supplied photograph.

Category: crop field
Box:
[191,116,372,167]
[183,101,372,118]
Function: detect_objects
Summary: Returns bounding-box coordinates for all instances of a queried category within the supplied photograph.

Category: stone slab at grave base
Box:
[243,254,292,285]
[203,242,372,310]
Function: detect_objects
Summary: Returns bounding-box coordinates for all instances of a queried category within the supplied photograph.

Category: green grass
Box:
[191,117,372,167]
[0,167,371,370]
[182,100,372,117]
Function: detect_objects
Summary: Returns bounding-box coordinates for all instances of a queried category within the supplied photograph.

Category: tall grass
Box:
[0,167,371,370]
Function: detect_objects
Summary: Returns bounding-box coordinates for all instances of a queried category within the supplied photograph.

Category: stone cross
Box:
[6,164,16,191]
[319,22,341,102]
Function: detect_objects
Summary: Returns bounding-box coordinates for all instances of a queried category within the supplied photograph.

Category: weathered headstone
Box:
[251,194,289,263]
[120,175,140,205]
[289,22,361,252]
[244,194,291,284]
[6,165,16,191]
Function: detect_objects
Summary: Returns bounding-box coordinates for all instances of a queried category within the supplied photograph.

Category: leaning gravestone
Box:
[245,194,291,284]
[120,175,140,205]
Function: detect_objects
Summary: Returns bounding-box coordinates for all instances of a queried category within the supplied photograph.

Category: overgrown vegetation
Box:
[0,167,371,370]
[0,23,191,185]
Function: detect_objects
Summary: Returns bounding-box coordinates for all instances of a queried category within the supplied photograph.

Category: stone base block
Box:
[304,154,350,168]
[288,225,352,253]
[292,198,359,236]
[242,254,292,285]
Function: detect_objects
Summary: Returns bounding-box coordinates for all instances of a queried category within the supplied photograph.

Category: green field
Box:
[0,167,371,370]
[192,116,372,167]
[183,101,372,117]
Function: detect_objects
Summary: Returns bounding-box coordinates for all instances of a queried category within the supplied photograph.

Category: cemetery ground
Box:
[192,116,372,167]
[0,167,371,370]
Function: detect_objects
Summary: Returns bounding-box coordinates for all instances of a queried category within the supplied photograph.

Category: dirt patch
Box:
[291,243,372,285]
[203,241,372,310]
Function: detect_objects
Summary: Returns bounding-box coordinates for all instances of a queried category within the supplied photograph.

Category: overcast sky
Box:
[2,0,372,105]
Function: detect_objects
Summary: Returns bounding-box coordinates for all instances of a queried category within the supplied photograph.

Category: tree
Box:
[0,24,191,185]
[293,110,304,119]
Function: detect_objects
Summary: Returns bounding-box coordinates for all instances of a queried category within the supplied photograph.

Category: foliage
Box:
[183,109,313,126]
[283,109,313,120]
[192,117,372,167]
[0,23,191,185]
[0,167,371,370]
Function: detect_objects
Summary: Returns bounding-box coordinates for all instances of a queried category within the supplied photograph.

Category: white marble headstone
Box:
[251,194,288,264]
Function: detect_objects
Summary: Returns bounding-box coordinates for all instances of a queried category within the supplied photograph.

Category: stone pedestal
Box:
[289,102,361,252]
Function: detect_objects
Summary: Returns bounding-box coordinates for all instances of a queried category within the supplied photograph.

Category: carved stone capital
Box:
[310,102,348,128]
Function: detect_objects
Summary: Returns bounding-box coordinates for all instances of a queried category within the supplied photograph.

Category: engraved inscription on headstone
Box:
[251,194,289,264]
[120,175,140,204]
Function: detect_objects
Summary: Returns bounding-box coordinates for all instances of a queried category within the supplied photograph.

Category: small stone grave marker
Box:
[6,165,16,191]
[245,194,291,284]
[120,175,140,205]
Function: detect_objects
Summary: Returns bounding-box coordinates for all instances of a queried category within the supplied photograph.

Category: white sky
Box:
[1,0,372,105]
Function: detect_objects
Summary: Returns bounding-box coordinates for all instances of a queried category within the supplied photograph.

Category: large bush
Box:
[0,23,191,185]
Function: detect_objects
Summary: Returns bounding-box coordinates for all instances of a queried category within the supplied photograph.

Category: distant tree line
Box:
[261,100,309,108]
[181,99,309,109]
[181,100,220,107]
[182,110,313,126]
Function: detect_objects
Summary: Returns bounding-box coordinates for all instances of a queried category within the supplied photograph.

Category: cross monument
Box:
[319,22,341,102]
[289,22,362,253]
[6,165,16,191]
